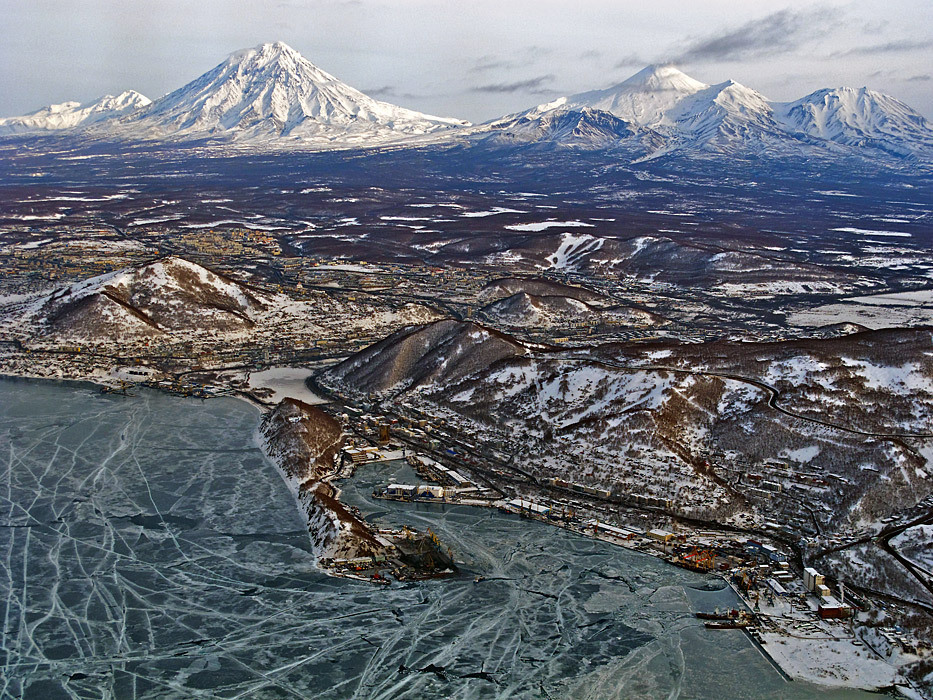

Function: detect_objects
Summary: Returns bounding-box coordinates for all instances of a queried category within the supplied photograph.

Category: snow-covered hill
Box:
[2,256,444,348]
[477,291,663,329]
[115,41,467,144]
[322,321,933,530]
[33,256,269,339]
[0,91,150,135]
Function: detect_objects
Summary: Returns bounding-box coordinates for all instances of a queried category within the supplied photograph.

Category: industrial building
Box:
[818,596,852,620]
[803,567,825,592]
[507,499,551,517]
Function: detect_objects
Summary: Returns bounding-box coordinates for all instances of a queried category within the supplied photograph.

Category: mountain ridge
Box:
[1,43,930,160]
[0,91,151,135]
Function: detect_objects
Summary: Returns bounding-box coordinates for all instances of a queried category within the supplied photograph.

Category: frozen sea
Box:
[0,378,879,699]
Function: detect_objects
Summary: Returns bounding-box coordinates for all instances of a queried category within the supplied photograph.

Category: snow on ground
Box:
[352,305,441,330]
[765,356,830,385]
[840,358,932,395]
[106,366,158,382]
[505,220,595,231]
[179,220,289,230]
[2,238,52,250]
[788,290,933,328]
[247,367,328,404]
[545,233,604,269]
[760,631,898,690]
[38,194,129,202]
[780,446,821,463]
[891,524,933,573]
[717,281,847,296]
[460,207,525,218]
[848,290,933,306]
[128,215,184,226]
[307,264,376,273]
[5,214,65,221]
[832,227,911,238]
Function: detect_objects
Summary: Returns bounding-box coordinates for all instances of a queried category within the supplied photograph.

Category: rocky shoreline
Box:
[259,397,456,582]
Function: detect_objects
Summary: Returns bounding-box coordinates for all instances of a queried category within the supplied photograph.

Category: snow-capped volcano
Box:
[776,86,933,157]
[493,64,933,159]
[558,64,709,128]
[0,91,150,135]
[118,41,468,143]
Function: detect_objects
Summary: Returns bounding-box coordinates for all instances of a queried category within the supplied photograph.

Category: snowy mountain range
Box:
[0,91,151,135]
[2,42,931,159]
[490,64,933,158]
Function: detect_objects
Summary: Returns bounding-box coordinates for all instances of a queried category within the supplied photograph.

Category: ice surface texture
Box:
[0,379,876,699]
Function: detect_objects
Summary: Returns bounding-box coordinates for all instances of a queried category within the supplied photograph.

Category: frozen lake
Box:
[0,378,877,699]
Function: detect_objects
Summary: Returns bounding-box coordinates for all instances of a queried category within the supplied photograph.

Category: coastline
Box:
[0,370,919,696]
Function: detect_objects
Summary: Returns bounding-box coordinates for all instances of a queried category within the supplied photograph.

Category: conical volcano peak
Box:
[224,41,316,75]
[619,64,709,93]
[560,64,708,128]
[115,41,468,141]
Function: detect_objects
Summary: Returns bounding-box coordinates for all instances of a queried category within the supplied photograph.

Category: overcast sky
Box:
[2,0,931,121]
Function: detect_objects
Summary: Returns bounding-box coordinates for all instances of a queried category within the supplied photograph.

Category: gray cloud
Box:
[614,53,648,69]
[672,9,834,63]
[830,40,933,58]
[908,74,932,82]
[860,19,889,33]
[471,74,555,94]
[364,85,397,97]
[470,56,516,74]
[363,85,443,102]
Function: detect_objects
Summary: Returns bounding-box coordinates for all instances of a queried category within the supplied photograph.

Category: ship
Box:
[695,609,739,621]
[704,619,750,630]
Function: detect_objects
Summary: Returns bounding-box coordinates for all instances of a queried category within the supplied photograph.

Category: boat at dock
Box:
[704,620,750,630]
[696,609,739,621]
